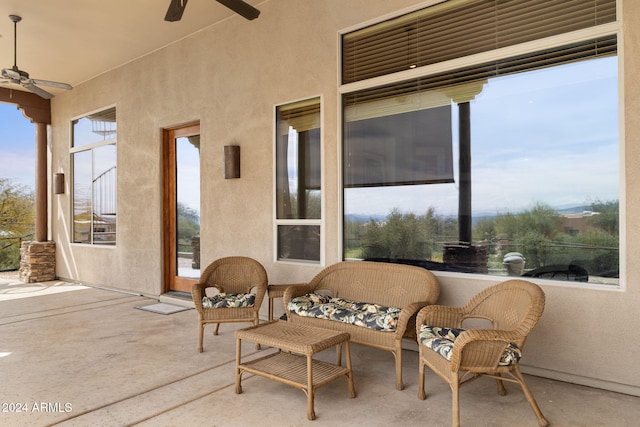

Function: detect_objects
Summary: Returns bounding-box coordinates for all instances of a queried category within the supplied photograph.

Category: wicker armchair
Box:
[416,279,548,427]
[192,256,268,352]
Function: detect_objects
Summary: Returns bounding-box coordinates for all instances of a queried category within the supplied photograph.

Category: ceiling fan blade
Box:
[1,68,20,81]
[31,78,73,90]
[216,0,260,20]
[23,83,54,99]
[165,0,189,22]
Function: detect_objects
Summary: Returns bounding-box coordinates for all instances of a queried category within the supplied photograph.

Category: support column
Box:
[458,102,472,244]
[20,121,56,283]
[1,86,55,283]
[35,122,48,242]
[442,81,488,274]
[19,241,56,283]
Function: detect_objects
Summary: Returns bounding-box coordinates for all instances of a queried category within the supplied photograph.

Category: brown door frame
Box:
[162,122,200,293]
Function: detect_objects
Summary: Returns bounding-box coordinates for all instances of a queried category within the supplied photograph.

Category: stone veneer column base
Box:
[19,241,56,283]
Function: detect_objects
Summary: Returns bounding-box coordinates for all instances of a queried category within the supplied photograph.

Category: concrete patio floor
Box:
[1,275,639,427]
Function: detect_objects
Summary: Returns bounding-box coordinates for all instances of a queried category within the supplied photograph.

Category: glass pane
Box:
[176,135,201,278]
[471,57,618,283]
[276,99,321,220]
[72,150,92,243]
[72,107,117,147]
[344,56,618,285]
[92,144,116,245]
[278,225,321,262]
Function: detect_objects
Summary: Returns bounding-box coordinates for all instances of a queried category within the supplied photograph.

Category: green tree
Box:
[587,199,618,234]
[363,208,446,260]
[177,202,200,252]
[344,218,367,258]
[473,217,497,242]
[516,203,561,238]
[346,198,619,279]
[0,178,35,270]
[495,203,562,269]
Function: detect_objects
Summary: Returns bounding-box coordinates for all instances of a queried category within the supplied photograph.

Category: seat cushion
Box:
[202,293,255,308]
[288,293,401,331]
[418,325,522,366]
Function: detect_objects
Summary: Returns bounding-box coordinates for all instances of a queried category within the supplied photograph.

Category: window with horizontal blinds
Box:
[342,0,616,84]
[341,1,619,284]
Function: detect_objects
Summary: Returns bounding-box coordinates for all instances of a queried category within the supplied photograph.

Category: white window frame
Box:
[336,1,623,288]
[70,105,118,247]
[273,96,325,265]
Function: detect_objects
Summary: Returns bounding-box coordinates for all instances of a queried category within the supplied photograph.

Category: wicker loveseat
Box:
[283,261,440,390]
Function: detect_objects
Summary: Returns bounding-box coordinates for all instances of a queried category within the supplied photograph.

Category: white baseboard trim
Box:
[521,365,640,397]
[398,340,640,398]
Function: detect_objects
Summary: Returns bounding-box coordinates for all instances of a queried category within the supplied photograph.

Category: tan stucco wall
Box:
[49,0,640,395]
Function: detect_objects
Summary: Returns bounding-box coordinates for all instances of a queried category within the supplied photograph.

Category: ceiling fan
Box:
[165,0,260,22]
[1,15,72,99]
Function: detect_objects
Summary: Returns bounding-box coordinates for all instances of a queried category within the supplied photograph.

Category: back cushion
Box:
[311,262,438,308]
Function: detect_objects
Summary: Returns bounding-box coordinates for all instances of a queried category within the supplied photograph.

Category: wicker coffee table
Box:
[235,321,356,420]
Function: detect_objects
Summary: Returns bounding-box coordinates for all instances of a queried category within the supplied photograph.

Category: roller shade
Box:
[343,103,454,188]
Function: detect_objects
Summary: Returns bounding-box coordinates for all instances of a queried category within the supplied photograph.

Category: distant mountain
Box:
[346,205,593,224]
[555,205,591,214]
[345,214,388,223]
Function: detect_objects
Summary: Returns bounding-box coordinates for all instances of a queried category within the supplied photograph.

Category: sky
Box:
[0,102,36,189]
[176,136,201,213]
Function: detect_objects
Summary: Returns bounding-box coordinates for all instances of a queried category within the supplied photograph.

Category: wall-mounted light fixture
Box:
[54,172,65,194]
[224,145,240,179]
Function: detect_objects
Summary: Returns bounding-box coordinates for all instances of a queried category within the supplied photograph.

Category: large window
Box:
[341,0,619,285]
[71,107,117,245]
[275,98,322,262]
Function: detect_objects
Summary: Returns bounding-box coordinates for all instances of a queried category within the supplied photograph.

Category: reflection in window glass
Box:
[344,57,618,285]
[277,100,321,220]
[72,107,117,245]
[276,98,322,262]
[72,107,117,148]
[72,150,92,244]
[176,135,201,278]
[92,145,117,244]
[278,225,321,262]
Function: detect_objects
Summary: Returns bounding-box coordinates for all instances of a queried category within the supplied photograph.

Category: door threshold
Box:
[160,291,194,308]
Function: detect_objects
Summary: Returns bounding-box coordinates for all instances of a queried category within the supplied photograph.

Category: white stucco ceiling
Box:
[0,0,263,97]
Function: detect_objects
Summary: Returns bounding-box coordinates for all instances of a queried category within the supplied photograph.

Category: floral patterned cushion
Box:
[418,325,522,366]
[288,292,333,310]
[287,293,401,331]
[202,293,255,308]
